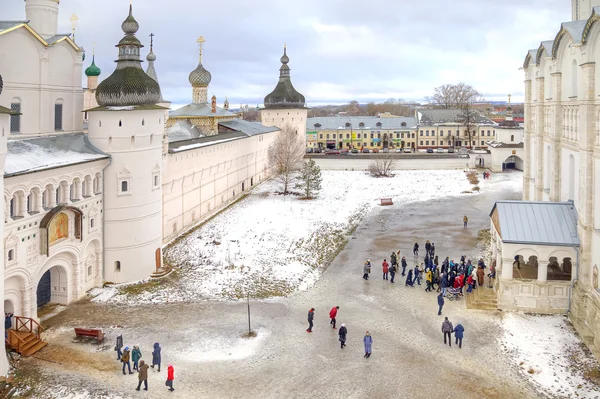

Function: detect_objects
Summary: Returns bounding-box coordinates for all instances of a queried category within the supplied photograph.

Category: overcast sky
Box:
[5,0,569,107]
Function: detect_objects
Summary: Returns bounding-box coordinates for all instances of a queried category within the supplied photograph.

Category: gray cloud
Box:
[3,0,569,106]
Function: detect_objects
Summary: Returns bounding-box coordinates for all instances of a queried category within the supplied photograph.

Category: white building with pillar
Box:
[0,0,292,359]
[499,0,600,358]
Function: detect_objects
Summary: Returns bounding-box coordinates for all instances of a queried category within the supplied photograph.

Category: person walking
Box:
[477,266,485,287]
[405,269,414,287]
[430,242,436,258]
[440,272,448,297]
[454,323,465,349]
[307,308,315,333]
[382,259,389,280]
[362,260,371,280]
[413,242,419,257]
[131,345,141,371]
[425,240,431,256]
[338,324,347,349]
[390,252,398,269]
[121,346,133,375]
[115,335,123,361]
[389,261,396,283]
[166,364,175,392]
[151,342,161,372]
[329,306,339,329]
[412,265,421,286]
[466,274,474,293]
[442,317,454,347]
[425,268,433,292]
[463,215,468,228]
[401,256,408,276]
[363,331,373,358]
[136,360,149,391]
[437,292,445,315]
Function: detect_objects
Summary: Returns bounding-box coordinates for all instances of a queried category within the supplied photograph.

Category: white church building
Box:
[490,0,600,358]
[0,0,307,373]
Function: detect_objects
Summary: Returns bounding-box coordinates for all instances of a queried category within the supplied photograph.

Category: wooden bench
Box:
[74,328,104,345]
[380,198,393,206]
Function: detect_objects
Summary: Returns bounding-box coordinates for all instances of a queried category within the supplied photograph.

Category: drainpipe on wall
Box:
[567,245,580,315]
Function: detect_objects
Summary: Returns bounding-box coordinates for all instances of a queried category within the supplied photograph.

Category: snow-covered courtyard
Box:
[14,170,600,399]
[93,170,475,303]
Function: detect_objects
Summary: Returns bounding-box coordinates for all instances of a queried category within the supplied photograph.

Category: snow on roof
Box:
[168,131,248,153]
[5,133,109,177]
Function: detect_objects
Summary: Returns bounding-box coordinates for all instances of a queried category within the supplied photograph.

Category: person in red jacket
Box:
[329,306,339,329]
[382,259,389,280]
[166,364,175,392]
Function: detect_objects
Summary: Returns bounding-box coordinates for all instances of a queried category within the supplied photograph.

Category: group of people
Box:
[356,240,496,349]
[307,307,373,358]
[114,336,175,392]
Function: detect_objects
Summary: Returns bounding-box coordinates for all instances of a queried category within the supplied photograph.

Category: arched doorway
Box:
[36,266,69,308]
[502,155,524,171]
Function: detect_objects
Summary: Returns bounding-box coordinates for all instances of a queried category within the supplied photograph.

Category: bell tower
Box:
[25,0,60,39]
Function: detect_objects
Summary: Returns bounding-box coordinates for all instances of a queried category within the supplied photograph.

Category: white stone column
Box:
[72,260,81,300]
[538,261,548,283]
[19,195,29,217]
[48,187,57,208]
[75,181,83,201]
[95,251,103,287]
[535,77,545,201]
[501,257,513,279]
[35,192,43,213]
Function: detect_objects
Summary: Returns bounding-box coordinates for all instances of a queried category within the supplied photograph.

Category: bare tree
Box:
[368,155,396,177]
[455,85,484,149]
[427,83,483,110]
[268,125,305,194]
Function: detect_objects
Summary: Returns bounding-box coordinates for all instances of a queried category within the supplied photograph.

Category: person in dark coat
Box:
[430,242,436,258]
[425,241,431,256]
[363,331,372,358]
[4,313,12,339]
[437,293,445,315]
[405,269,414,287]
[307,308,315,333]
[390,252,398,268]
[440,272,448,296]
[412,265,421,285]
[121,346,133,375]
[136,360,149,391]
[151,342,161,372]
[401,257,408,276]
[413,242,419,257]
[132,345,141,371]
[389,261,396,283]
[442,317,454,346]
[338,324,347,349]
[454,323,465,348]
[115,335,123,361]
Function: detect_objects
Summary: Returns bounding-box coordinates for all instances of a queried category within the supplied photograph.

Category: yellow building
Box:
[416,109,496,149]
[306,116,418,150]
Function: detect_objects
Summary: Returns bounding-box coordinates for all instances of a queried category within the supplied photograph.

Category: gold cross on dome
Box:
[197,36,206,63]
[508,94,511,105]
[70,13,78,41]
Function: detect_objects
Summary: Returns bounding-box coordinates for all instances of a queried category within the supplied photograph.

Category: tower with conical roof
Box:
[87,4,165,283]
[83,51,102,124]
[260,45,308,147]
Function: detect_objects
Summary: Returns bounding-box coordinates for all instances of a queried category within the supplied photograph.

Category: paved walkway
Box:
[25,172,536,399]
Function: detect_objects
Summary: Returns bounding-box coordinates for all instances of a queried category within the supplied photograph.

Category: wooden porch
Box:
[5,316,47,357]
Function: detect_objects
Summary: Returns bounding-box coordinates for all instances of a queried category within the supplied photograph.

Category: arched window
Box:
[121,181,128,192]
[115,261,121,271]
[54,99,64,131]
[142,119,145,126]
[7,249,14,261]
[119,120,122,127]
[10,98,21,134]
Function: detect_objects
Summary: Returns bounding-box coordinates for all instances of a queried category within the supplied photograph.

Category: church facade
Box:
[0,0,304,373]
[515,0,600,357]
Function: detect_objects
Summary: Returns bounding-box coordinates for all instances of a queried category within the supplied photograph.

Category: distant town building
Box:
[416,109,496,149]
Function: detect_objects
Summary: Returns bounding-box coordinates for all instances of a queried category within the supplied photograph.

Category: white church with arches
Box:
[0,0,307,373]
[490,0,600,359]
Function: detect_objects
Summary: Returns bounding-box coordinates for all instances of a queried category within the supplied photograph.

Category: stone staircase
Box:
[150,266,172,279]
[466,284,498,310]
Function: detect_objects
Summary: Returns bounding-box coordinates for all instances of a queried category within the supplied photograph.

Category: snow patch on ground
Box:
[179,328,270,362]
[93,170,472,304]
[500,313,600,398]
